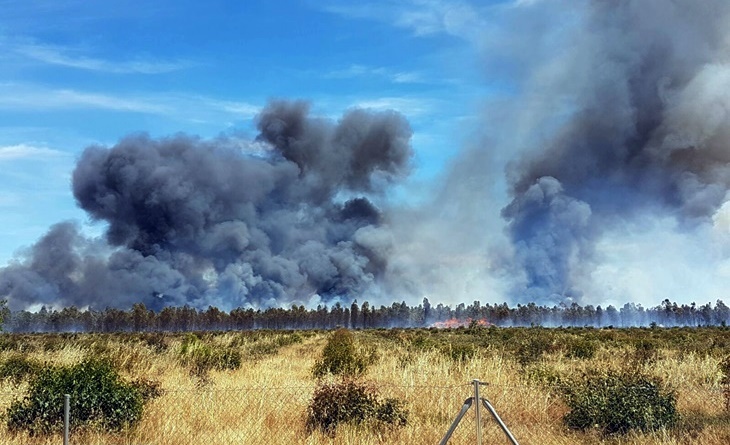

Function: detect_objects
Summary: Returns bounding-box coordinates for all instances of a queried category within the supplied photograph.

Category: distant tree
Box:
[716,300,730,326]
[350,300,359,329]
[101,308,130,332]
[202,305,225,330]
[361,302,371,328]
[605,305,619,327]
[422,298,431,324]
[0,299,8,331]
[131,303,153,331]
[158,307,176,331]
[595,306,604,326]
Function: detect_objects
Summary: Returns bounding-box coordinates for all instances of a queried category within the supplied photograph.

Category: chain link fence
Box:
[2,381,728,444]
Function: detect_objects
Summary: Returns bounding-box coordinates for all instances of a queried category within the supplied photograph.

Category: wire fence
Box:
[1,382,729,444]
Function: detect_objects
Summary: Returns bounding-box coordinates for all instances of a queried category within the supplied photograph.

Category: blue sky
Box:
[0,0,506,265]
[7,0,730,310]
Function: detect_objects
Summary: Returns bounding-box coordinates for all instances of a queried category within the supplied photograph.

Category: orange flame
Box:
[431,318,491,328]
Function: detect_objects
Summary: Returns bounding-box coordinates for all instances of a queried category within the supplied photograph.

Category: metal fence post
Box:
[63,394,70,445]
[481,398,520,445]
[473,380,482,445]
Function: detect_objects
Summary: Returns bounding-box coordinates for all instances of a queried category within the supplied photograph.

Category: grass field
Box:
[0,327,729,444]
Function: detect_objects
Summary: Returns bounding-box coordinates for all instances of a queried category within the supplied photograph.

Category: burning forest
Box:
[3,1,730,314]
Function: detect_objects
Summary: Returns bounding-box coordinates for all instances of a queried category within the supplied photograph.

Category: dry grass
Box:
[0,329,728,444]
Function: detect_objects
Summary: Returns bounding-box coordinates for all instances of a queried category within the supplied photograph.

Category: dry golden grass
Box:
[0,329,728,444]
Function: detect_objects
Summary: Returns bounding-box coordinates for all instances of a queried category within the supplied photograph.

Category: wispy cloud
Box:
[204,98,261,119]
[0,143,67,161]
[0,36,192,74]
[0,82,261,124]
[0,83,168,113]
[353,96,435,116]
[14,42,192,74]
[319,0,490,43]
[326,64,425,84]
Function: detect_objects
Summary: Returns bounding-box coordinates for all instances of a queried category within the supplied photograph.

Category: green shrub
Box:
[522,363,562,388]
[515,336,554,366]
[0,355,42,384]
[248,341,279,359]
[565,338,597,360]
[441,343,476,363]
[633,339,659,366]
[410,334,435,350]
[312,329,370,379]
[560,370,678,435]
[6,358,144,435]
[179,334,242,377]
[275,333,303,347]
[306,380,407,435]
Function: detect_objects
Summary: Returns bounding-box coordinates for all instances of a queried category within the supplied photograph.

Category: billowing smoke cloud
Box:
[0,101,412,310]
[4,0,730,313]
[500,0,730,303]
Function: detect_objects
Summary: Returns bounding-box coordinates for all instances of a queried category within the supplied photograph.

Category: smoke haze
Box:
[494,0,730,304]
[4,0,730,311]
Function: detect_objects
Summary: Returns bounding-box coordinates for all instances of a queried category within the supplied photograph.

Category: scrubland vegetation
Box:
[0,326,728,444]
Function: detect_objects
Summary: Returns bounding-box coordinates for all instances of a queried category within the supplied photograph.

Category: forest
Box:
[2,298,730,333]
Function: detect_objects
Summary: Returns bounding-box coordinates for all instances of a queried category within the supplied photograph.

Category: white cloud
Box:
[0,82,261,123]
[0,143,67,161]
[326,64,426,84]
[353,96,435,116]
[0,83,168,113]
[204,99,261,119]
[12,42,192,74]
[320,0,490,43]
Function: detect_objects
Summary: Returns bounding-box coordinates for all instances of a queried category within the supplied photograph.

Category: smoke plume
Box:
[0,101,412,310]
[497,0,730,303]
[4,1,730,312]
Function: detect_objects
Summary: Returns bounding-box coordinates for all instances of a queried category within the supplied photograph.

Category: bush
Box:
[560,370,678,435]
[306,380,407,435]
[275,333,303,347]
[312,329,370,379]
[179,334,242,377]
[633,339,659,366]
[441,343,476,363]
[0,355,42,384]
[565,338,597,360]
[6,358,144,435]
[522,363,562,388]
[410,334,435,350]
[515,336,554,366]
[247,341,279,359]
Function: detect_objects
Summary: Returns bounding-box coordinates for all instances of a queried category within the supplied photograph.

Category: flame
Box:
[431,318,491,328]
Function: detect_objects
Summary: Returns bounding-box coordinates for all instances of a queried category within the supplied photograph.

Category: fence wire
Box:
[1,383,729,444]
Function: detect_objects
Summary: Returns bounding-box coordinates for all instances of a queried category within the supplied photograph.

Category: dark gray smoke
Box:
[4,1,730,312]
[0,101,412,310]
[501,0,730,302]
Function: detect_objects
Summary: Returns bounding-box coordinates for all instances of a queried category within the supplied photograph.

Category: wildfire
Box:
[431,318,491,329]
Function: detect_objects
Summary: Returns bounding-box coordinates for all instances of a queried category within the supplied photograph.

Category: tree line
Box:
[1,298,729,333]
